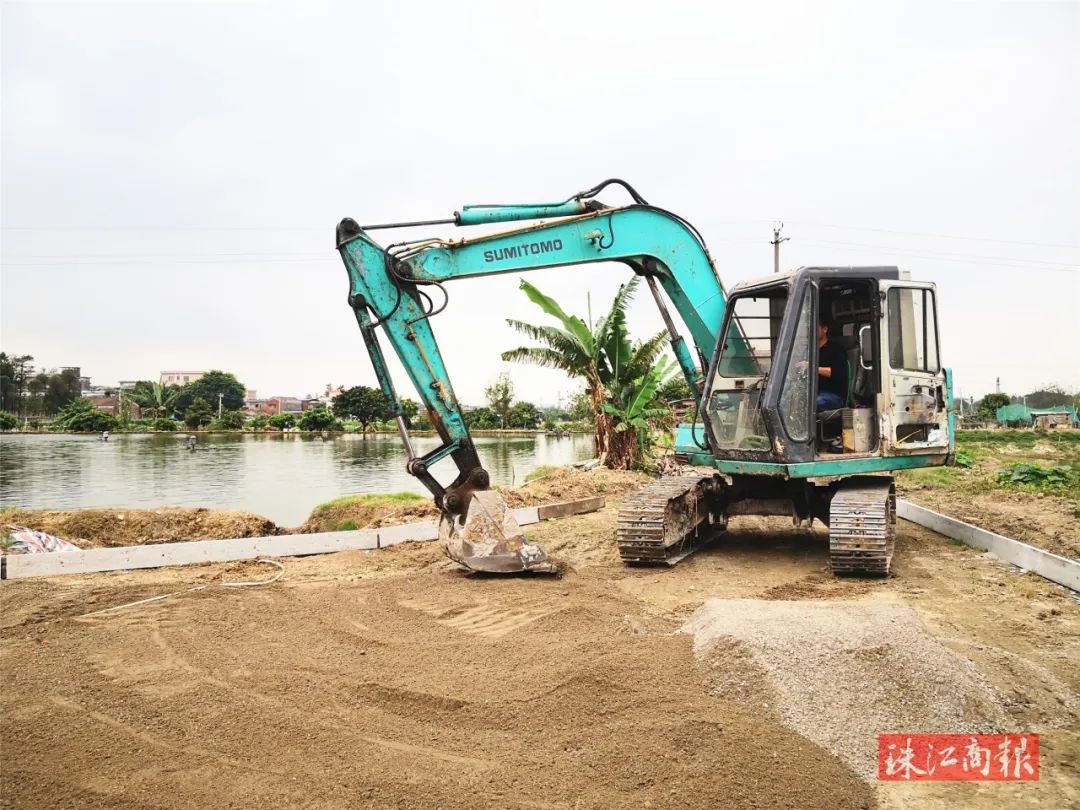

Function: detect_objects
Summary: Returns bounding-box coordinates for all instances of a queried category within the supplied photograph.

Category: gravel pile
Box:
[682,599,1013,778]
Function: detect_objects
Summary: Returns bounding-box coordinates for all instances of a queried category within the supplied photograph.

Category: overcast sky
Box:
[2,0,1077,407]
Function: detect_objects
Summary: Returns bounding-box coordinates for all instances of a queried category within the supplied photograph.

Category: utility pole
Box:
[771,223,789,274]
[996,377,1001,394]
[218,392,224,420]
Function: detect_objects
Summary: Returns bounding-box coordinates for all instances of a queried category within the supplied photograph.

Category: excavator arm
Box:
[335,181,728,573]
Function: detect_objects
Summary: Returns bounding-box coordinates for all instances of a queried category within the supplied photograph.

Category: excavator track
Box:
[617,474,713,565]
[828,480,896,576]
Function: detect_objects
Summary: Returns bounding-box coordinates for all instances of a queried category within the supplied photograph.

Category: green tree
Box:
[332,385,389,435]
[400,397,420,428]
[1023,385,1073,409]
[53,398,117,432]
[977,392,1011,421]
[464,406,500,429]
[267,412,296,430]
[658,374,693,404]
[0,411,18,431]
[174,371,246,414]
[507,401,542,429]
[501,278,673,469]
[298,406,343,431]
[567,391,594,423]
[42,368,82,414]
[249,414,270,431]
[210,409,246,430]
[184,397,214,428]
[0,353,34,415]
[484,372,515,429]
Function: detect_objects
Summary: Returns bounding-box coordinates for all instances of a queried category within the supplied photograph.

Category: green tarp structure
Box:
[995,403,1080,426]
[995,403,1032,425]
[1029,405,1080,426]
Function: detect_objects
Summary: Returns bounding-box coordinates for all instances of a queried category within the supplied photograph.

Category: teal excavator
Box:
[335,180,954,576]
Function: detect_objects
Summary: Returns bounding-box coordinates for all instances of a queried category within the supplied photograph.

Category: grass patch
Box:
[957,429,1080,447]
[901,466,959,488]
[525,465,558,483]
[311,491,424,514]
[301,491,436,533]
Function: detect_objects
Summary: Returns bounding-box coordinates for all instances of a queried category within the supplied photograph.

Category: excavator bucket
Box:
[439,490,557,574]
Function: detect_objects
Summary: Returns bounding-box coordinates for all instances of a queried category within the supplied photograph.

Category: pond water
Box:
[0,432,596,526]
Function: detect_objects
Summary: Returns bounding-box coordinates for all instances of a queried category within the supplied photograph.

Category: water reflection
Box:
[0,433,595,526]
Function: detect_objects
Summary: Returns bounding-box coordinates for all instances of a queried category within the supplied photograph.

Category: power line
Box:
[798,239,1077,274]
[799,237,1079,267]
[788,220,1080,250]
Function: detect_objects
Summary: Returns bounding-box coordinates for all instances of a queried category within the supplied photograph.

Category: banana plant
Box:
[502,279,674,469]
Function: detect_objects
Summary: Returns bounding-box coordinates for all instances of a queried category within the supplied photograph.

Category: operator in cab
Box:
[816,318,848,411]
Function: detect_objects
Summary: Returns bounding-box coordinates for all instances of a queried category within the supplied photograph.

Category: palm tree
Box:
[131,381,180,419]
[501,278,674,469]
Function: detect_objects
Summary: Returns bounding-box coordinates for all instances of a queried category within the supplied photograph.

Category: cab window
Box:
[887,288,939,372]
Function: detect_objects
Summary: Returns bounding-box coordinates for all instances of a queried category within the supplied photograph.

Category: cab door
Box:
[878,280,949,455]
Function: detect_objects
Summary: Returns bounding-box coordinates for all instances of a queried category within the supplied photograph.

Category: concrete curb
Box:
[897,498,1079,593]
[1,497,605,580]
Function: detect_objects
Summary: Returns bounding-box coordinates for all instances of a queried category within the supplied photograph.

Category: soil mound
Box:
[683,599,1012,779]
[0,507,279,549]
[301,466,651,534]
[499,466,650,507]
[299,493,440,533]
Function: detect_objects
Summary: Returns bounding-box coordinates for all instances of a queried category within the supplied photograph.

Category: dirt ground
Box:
[898,432,1080,560]
[901,486,1080,560]
[2,482,1079,808]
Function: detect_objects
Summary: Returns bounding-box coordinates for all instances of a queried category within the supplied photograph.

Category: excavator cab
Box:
[702,267,950,466]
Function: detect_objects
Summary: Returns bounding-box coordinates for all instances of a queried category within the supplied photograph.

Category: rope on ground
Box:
[75,585,209,619]
[220,558,285,587]
[73,558,285,620]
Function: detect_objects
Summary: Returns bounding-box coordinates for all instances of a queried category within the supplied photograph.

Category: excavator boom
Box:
[335,180,728,573]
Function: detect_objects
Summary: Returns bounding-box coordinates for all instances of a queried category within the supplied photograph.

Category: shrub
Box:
[998,463,1076,490]
[299,406,343,432]
[0,411,18,431]
[53,399,117,432]
[150,417,178,432]
[267,412,296,430]
[209,410,246,431]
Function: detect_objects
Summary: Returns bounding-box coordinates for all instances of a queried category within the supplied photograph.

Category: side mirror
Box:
[858,325,872,369]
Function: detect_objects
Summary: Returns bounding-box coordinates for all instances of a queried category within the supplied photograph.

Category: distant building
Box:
[86,396,141,418]
[117,380,139,391]
[259,396,304,415]
[320,384,345,407]
[160,370,205,386]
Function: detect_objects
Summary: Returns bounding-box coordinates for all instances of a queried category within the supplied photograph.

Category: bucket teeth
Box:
[439,490,557,574]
